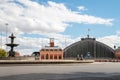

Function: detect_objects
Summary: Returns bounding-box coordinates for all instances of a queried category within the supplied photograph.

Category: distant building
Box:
[32,52,40,57]
[15,52,20,57]
[40,38,63,60]
[115,47,120,59]
[64,35,115,59]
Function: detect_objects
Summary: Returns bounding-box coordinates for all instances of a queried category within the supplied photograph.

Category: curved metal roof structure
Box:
[64,37,115,58]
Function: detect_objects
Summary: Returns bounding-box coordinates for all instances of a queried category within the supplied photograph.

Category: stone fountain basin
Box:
[6,44,19,46]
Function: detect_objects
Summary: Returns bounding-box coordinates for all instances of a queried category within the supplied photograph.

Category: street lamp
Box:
[5,23,8,50]
[93,38,96,59]
[0,26,2,49]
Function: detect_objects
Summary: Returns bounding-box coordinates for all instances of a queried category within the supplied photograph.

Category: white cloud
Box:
[0,33,75,55]
[97,35,120,48]
[116,31,120,35]
[0,0,115,55]
[1,33,120,56]
[78,6,87,11]
[0,0,114,35]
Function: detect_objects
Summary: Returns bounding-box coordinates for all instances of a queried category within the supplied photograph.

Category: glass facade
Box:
[64,37,115,59]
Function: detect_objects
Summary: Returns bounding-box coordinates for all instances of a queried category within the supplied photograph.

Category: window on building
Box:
[59,49,62,51]
[50,55,53,59]
[41,49,44,51]
[59,56,62,59]
[50,49,53,51]
[54,49,57,51]
[46,54,49,59]
[46,49,49,51]
[41,55,44,59]
[54,55,57,59]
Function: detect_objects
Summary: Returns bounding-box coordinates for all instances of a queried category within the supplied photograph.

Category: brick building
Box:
[40,38,63,60]
[115,47,120,59]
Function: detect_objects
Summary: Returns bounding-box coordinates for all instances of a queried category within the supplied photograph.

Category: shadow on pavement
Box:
[0,72,120,80]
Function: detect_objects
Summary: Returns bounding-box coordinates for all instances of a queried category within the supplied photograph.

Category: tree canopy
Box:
[0,49,7,57]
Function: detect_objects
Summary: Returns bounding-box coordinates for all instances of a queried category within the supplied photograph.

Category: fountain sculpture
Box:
[6,33,19,57]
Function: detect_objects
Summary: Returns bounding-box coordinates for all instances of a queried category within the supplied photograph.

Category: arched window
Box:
[59,56,61,59]
[50,55,53,59]
[46,54,49,59]
[54,55,57,59]
[41,55,44,59]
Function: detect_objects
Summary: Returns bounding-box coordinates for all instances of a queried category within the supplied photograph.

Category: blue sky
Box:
[0,0,120,55]
[62,0,120,37]
[32,0,120,38]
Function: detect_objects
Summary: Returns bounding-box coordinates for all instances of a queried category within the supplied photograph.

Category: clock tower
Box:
[50,38,54,47]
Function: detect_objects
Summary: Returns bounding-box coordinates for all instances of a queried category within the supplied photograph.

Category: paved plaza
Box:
[0,62,120,80]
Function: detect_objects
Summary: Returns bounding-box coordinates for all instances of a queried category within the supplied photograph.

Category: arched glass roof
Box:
[64,37,115,58]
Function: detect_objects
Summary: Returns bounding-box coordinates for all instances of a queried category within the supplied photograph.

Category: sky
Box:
[0,0,120,55]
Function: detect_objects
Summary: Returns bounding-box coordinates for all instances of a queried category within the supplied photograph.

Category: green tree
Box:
[0,49,7,57]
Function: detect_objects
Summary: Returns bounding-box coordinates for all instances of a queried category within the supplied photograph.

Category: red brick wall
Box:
[40,50,63,60]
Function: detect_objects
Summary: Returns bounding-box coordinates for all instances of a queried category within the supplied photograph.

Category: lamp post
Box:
[0,27,2,49]
[64,37,67,59]
[94,39,96,59]
[5,23,8,50]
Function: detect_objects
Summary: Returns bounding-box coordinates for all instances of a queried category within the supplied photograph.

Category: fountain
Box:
[6,33,19,57]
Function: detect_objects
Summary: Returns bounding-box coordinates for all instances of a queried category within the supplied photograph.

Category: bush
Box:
[0,49,7,57]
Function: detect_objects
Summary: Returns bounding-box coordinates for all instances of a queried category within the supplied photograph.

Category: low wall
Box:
[0,60,94,64]
[95,59,120,62]
[0,56,35,60]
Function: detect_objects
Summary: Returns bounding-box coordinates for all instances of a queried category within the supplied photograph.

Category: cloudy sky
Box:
[0,0,120,55]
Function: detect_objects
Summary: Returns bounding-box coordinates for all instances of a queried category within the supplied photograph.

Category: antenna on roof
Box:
[87,28,90,38]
